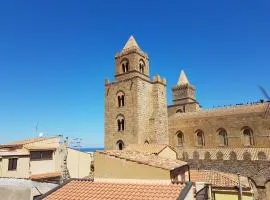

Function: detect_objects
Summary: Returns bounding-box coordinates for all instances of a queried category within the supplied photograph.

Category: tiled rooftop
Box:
[99,150,187,170]
[43,179,185,200]
[0,136,58,147]
[30,172,61,180]
[124,144,173,154]
[190,170,250,188]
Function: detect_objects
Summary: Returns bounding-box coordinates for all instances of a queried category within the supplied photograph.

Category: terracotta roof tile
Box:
[99,150,187,170]
[124,144,174,154]
[190,170,249,188]
[30,172,61,180]
[44,180,185,200]
[4,136,58,146]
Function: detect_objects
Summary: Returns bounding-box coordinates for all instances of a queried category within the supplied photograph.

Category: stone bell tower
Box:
[168,70,200,116]
[104,36,169,150]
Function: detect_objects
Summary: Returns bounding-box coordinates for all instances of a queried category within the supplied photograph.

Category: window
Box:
[30,151,53,160]
[196,130,205,146]
[117,115,125,132]
[117,92,125,107]
[8,158,17,171]
[218,129,228,146]
[116,140,124,150]
[121,61,129,73]
[176,131,184,146]
[139,59,145,74]
[243,128,254,146]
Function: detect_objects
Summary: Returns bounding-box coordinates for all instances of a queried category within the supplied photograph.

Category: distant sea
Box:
[80,147,104,153]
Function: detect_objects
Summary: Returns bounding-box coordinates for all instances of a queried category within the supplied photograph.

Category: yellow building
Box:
[0,136,92,182]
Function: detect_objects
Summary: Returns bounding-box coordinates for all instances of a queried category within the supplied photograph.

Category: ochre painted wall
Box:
[158,146,177,159]
[214,192,252,200]
[1,156,30,178]
[67,148,92,178]
[94,152,170,180]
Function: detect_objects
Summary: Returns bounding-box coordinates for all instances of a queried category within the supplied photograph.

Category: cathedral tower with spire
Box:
[104,36,169,150]
[168,70,200,116]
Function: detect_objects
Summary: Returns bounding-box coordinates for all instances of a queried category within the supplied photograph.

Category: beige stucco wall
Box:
[214,192,252,200]
[1,156,30,178]
[67,148,91,178]
[158,147,177,159]
[94,152,170,180]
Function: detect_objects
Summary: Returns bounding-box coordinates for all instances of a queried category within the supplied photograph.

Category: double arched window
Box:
[176,131,184,146]
[121,59,129,73]
[195,130,205,146]
[217,128,228,146]
[117,115,125,132]
[242,127,254,146]
[117,91,125,107]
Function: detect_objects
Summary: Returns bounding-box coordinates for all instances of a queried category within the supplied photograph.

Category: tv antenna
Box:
[259,85,270,118]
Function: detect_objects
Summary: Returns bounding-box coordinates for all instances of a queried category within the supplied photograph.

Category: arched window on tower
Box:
[121,59,129,73]
[117,115,125,132]
[176,131,184,146]
[117,91,125,107]
[139,59,145,74]
[218,129,228,146]
[243,127,254,146]
[196,130,205,146]
[116,140,124,150]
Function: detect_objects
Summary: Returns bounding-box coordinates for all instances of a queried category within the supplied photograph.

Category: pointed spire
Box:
[177,70,190,86]
[123,35,140,50]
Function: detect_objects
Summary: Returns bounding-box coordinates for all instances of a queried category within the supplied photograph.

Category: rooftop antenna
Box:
[259,85,270,118]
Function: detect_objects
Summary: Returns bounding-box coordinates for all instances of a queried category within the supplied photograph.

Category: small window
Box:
[176,131,184,146]
[117,116,125,132]
[30,151,53,160]
[121,61,129,73]
[243,128,254,146]
[218,129,228,146]
[139,59,145,74]
[8,158,17,171]
[196,130,205,146]
[116,140,124,150]
[117,92,125,107]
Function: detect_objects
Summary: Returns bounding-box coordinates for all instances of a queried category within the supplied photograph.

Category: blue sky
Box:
[0,0,269,147]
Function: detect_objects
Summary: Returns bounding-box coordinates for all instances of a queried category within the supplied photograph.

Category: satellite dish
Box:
[38,132,44,137]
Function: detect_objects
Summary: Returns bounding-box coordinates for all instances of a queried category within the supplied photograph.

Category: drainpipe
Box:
[237,172,243,200]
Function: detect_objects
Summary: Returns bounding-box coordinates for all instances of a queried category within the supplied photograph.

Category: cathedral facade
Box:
[104,36,270,198]
[105,36,270,151]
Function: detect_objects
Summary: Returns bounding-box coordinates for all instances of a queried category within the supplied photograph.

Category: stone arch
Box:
[116,140,125,150]
[243,151,252,161]
[182,152,189,161]
[241,126,254,146]
[216,128,228,146]
[176,131,184,146]
[258,151,267,160]
[116,114,125,132]
[120,58,129,73]
[116,90,125,107]
[195,129,205,146]
[193,151,199,160]
[139,59,145,74]
[144,140,149,144]
[216,151,224,160]
[176,109,183,113]
[229,151,237,160]
[204,151,211,160]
